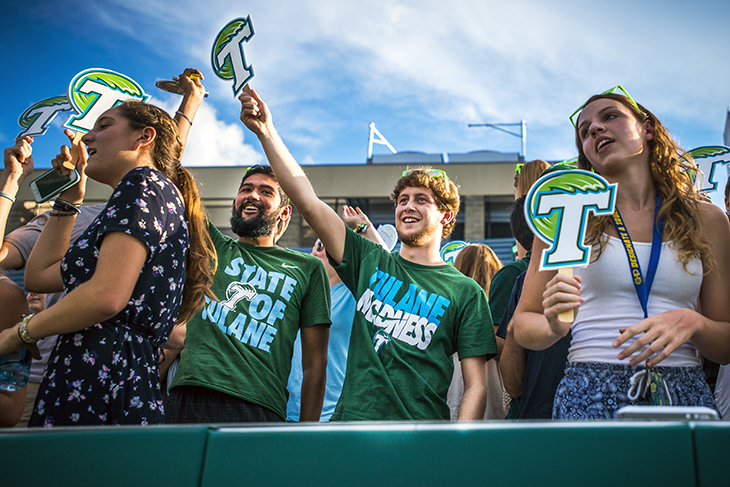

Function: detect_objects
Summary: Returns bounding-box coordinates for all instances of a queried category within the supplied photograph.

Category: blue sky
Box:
[2,0,729,170]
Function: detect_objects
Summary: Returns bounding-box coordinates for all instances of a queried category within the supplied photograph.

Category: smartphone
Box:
[29,169,81,203]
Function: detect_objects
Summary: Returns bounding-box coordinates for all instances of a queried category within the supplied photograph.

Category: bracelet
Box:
[17,314,38,345]
[53,198,81,214]
[176,111,192,126]
[354,221,371,234]
[0,191,16,203]
[49,211,78,217]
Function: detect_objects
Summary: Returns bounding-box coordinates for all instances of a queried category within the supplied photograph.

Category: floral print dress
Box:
[29,167,188,427]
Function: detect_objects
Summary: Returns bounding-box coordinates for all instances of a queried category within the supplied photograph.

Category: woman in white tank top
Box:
[513,87,730,419]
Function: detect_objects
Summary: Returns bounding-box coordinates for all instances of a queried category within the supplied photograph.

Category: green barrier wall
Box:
[0,421,727,487]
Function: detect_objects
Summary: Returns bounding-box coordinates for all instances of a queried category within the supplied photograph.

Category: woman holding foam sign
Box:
[514,86,730,419]
[0,69,215,426]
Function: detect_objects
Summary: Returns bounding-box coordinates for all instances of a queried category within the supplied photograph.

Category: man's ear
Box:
[274,205,293,243]
[441,211,454,226]
[134,127,156,151]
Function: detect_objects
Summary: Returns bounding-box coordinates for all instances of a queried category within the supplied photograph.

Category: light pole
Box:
[468,120,527,160]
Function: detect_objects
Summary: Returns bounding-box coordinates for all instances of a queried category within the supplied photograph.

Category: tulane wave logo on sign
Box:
[64,68,148,133]
[211,16,255,97]
[525,169,616,271]
[17,96,73,138]
[440,240,467,265]
[687,146,730,210]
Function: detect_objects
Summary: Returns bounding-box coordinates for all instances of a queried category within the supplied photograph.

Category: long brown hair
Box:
[116,100,217,322]
[574,93,711,271]
[515,159,550,198]
[453,243,503,295]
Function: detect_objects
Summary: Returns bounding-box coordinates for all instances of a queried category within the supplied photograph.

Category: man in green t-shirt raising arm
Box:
[239,89,496,421]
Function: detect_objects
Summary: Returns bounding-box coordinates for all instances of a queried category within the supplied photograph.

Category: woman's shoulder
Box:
[698,198,728,225]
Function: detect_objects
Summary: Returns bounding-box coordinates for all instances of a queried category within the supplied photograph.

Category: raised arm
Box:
[341,205,388,249]
[1,137,36,269]
[239,88,346,264]
[24,130,88,293]
[173,68,207,152]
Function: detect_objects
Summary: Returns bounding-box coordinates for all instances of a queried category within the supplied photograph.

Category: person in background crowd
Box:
[0,271,28,427]
[447,243,506,419]
[514,159,550,200]
[287,206,386,422]
[240,87,495,421]
[512,160,550,259]
[712,176,730,418]
[12,292,46,427]
[515,87,730,419]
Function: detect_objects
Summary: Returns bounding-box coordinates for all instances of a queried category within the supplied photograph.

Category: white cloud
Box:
[83,0,730,161]
[152,96,264,167]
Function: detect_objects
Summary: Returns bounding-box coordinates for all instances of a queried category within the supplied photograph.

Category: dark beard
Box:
[230,202,279,239]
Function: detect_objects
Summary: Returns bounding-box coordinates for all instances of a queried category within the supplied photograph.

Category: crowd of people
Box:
[0,72,729,427]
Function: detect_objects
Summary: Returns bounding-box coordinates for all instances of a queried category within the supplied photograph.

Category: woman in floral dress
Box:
[0,94,215,426]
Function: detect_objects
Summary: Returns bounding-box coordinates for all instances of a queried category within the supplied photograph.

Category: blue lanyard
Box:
[611,195,664,319]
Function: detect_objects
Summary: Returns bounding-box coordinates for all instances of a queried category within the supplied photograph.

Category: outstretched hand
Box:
[341,206,370,229]
[51,129,88,204]
[239,87,272,137]
[3,136,35,183]
[614,308,701,367]
[542,272,582,338]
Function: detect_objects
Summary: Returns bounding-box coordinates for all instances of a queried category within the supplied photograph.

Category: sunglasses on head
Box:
[569,85,641,128]
[401,168,447,178]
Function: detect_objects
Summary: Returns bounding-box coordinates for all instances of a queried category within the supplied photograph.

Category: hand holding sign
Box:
[524,169,617,322]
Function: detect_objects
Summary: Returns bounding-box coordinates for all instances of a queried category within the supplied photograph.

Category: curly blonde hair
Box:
[391,167,461,238]
[575,93,711,271]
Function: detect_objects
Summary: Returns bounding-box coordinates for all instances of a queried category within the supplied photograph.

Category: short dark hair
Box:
[239,165,289,207]
[511,196,533,251]
[725,175,730,201]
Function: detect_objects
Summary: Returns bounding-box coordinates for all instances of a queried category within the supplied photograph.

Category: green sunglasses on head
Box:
[401,168,447,178]
[569,85,641,128]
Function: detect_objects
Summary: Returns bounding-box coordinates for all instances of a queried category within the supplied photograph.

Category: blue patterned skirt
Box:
[553,361,718,420]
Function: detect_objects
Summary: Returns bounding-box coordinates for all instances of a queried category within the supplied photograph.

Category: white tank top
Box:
[569,235,702,366]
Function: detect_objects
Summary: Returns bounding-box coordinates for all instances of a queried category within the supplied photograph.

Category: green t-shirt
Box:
[330,228,496,421]
[488,252,531,328]
[171,224,331,420]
